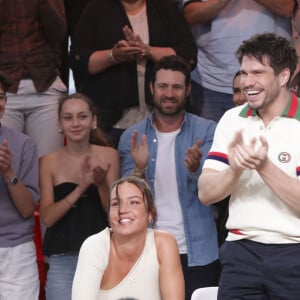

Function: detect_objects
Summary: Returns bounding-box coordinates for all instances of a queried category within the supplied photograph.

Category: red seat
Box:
[34,207,46,300]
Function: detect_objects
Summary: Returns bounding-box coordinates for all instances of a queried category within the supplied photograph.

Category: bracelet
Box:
[109,49,118,64]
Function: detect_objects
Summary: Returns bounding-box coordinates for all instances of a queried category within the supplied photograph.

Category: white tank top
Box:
[99,229,162,300]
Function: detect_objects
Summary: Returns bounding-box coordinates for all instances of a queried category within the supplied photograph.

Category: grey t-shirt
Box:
[0,125,39,247]
[183,0,292,93]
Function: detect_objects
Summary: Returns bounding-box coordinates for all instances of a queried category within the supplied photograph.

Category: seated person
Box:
[72,175,184,300]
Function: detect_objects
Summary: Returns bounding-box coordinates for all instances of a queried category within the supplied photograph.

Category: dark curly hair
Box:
[236,32,298,84]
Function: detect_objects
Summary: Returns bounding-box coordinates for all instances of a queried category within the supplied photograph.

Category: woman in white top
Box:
[72,175,184,300]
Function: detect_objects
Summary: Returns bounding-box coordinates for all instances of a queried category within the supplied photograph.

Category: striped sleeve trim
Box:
[206,152,229,165]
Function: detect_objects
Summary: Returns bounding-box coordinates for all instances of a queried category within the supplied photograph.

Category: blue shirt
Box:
[118,112,219,266]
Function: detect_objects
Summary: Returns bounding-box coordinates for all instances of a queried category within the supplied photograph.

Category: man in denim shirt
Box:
[118,55,219,300]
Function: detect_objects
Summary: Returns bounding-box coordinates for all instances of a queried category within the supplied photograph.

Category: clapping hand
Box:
[111,39,142,63]
[184,139,202,173]
[0,140,12,175]
[228,131,268,173]
[130,130,149,170]
[78,155,93,191]
[92,164,110,187]
[123,25,150,59]
[79,155,110,190]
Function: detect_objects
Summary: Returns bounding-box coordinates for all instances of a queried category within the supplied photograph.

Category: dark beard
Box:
[155,98,187,116]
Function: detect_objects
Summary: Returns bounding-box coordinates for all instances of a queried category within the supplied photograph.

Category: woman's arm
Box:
[39,154,91,227]
[122,25,176,64]
[88,49,119,75]
[95,148,120,213]
[156,231,185,300]
[72,232,108,300]
[88,42,141,75]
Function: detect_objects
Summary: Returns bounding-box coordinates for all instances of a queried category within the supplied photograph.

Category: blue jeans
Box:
[190,81,234,123]
[46,254,78,300]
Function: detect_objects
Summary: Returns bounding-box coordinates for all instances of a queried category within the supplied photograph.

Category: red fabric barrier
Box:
[34,207,46,300]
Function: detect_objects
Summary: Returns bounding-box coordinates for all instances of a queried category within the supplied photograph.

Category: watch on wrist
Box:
[6,176,18,186]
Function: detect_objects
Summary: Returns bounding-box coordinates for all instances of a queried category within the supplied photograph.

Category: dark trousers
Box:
[219,240,300,300]
[180,254,220,300]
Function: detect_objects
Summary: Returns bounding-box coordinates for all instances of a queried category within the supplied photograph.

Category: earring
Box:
[58,128,63,133]
[92,126,97,130]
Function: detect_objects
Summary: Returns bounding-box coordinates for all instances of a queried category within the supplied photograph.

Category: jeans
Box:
[0,241,39,300]
[3,76,67,157]
[190,80,234,123]
[46,254,78,300]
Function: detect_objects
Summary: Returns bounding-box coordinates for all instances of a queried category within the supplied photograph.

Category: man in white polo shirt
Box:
[198,32,300,299]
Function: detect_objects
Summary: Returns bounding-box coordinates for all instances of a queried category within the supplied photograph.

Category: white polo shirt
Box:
[203,93,300,244]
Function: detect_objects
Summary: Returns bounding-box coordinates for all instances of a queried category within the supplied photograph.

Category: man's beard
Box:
[155,97,187,116]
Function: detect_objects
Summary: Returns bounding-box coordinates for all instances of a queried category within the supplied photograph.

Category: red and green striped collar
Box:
[239,93,300,120]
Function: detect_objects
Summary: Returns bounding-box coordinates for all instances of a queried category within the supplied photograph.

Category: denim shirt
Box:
[118,112,219,266]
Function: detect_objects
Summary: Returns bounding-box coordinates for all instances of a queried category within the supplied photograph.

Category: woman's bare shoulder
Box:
[39,148,62,165]
[154,230,177,247]
[92,145,119,160]
[153,230,179,263]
